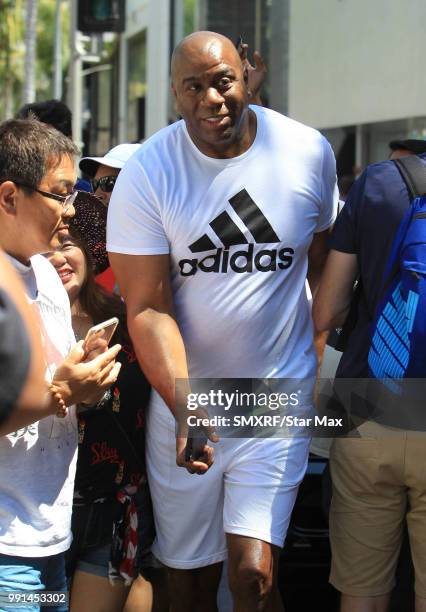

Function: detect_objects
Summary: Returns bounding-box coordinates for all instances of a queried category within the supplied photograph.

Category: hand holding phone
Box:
[83,317,119,358]
[185,429,209,463]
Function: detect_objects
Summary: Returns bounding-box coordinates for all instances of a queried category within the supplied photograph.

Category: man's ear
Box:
[0,181,19,216]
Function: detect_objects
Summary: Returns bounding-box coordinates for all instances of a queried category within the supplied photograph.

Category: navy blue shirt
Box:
[330,154,426,378]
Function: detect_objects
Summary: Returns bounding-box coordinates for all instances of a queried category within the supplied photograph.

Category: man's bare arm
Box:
[110,252,216,473]
[109,252,189,415]
[312,249,359,332]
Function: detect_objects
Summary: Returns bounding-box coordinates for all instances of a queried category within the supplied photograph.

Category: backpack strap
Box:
[380,156,426,292]
[394,156,426,199]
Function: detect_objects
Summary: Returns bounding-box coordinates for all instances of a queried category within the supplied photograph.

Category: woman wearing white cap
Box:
[80,143,141,207]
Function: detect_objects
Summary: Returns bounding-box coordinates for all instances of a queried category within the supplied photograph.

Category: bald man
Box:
[108,31,338,611]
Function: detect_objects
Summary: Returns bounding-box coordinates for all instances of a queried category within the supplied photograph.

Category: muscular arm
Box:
[312,249,359,332]
[109,252,189,416]
[110,252,218,473]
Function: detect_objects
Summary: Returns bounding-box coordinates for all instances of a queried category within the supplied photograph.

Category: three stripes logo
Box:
[179,189,294,276]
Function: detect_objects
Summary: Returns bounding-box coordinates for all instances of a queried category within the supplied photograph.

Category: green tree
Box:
[36,0,70,99]
[0,0,70,119]
[184,0,196,35]
[0,0,25,119]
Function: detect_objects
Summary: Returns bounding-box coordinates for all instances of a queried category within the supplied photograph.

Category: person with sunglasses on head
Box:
[79,144,141,293]
[0,118,121,609]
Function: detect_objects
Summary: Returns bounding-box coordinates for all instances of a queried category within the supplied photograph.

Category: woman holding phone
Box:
[47,230,167,612]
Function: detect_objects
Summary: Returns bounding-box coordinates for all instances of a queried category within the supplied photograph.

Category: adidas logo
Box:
[179,189,295,276]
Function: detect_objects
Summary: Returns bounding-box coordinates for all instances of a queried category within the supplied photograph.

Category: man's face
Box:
[172,40,250,158]
[16,155,76,258]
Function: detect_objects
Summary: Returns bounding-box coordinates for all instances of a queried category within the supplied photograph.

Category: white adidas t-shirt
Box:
[0,255,77,557]
[107,107,338,393]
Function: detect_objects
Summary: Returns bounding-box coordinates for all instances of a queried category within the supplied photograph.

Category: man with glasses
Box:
[78,144,141,292]
[0,118,121,608]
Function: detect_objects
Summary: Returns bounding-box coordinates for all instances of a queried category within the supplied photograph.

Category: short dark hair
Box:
[16,99,73,138]
[0,118,79,191]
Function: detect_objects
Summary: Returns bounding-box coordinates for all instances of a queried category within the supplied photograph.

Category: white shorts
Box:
[146,401,310,569]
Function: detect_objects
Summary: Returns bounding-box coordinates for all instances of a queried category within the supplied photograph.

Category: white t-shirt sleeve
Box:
[315,136,339,232]
[107,157,170,255]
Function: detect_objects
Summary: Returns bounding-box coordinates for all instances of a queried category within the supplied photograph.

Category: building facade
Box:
[83,0,426,168]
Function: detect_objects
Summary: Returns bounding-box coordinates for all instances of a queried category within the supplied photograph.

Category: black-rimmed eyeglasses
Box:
[15,183,78,213]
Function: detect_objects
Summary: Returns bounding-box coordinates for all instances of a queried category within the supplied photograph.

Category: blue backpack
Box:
[368,156,426,385]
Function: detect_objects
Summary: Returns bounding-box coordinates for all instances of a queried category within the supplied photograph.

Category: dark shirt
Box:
[0,288,30,422]
[330,154,426,378]
[75,345,151,503]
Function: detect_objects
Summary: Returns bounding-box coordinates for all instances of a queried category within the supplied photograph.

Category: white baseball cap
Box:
[79,143,142,177]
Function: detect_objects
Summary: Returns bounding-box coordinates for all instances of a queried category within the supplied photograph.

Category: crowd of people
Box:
[1,29,426,612]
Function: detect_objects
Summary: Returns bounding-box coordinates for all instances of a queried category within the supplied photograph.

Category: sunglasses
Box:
[91,175,118,193]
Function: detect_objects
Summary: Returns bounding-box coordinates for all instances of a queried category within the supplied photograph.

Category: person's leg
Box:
[145,405,226,609]
[69,570,129,612]
[68,540,129,612]
[166,568,196,612]
[227,535,283,612]
[222,436,310,612]
[329,435,406,612]
[339,594,390,612]
[123,569,169,612]
[416,596,426,612]
[193,563,223,612]
[167,562,222,612]
[123,574,153,612]
[405,434,426,612]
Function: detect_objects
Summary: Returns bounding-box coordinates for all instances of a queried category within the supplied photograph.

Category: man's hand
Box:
[175,408,219,475]
[51,341,122,406]
[239,43,266,105]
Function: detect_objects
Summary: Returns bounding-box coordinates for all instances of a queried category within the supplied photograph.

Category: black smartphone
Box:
[235,35,243,50]
[185,429,208,462]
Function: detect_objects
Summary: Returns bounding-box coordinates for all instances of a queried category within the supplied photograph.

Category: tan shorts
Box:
[329,429,426,598]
